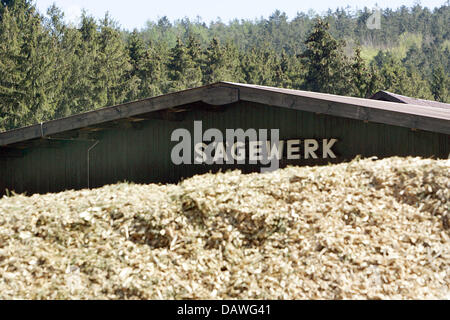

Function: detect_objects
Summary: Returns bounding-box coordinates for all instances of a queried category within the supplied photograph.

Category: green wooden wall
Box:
[1,101,448,196]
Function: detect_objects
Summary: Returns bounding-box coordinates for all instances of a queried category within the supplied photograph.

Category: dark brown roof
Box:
[370,90,450,109]
[1,82,449,147]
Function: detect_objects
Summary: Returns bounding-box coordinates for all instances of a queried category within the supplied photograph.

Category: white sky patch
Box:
[34,0,448,31]
[64,5,82,25]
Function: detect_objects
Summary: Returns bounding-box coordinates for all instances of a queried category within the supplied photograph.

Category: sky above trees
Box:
[34,0,448,30]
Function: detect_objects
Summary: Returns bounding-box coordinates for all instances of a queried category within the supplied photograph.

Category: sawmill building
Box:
[0,82,449,196]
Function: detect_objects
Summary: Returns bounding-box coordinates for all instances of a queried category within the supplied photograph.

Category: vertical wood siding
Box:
[1,101,448,195]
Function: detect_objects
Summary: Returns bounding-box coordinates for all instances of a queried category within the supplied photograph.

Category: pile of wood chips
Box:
[0,157,448,299]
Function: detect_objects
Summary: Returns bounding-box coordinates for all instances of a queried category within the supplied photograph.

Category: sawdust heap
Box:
[0,157,449,299]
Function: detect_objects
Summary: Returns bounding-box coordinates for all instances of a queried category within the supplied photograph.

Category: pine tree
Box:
[274,50,293,88]
[223,41,244,82]
[202,38,228,83]
[0,0,15,7]
[203,38,226,83]
[46,4,77,118]
[186,34,203,67]
[147,41,170,96]
[240,48,261,84]
[55,12,100,116]
[430,65,449,102]
[126,29,148,100]
[167,37,188,90]
[300,19,351,95]
[365,65,383,98]
[374,51,433,99]
[375,52,410,94]
[0,1,59,130]
[203,38,243,83]
[127,30,146,75]
[94,14,137,107]
[349,46,373,97]
[167,37,202,91]
[0,5,24,130]
[185,34,204,87]
[0,0,22,19]
[240,45,278,86]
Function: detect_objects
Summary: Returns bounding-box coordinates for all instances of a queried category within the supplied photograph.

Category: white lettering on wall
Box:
[304,139,319,159]
[323,139,338,159]
[287,139,301,160]
[231,142,245,161]
[249,141,263,162]
[171,123,338,171]
[266,140,284,160]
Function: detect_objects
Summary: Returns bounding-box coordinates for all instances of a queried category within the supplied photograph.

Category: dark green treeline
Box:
[0,0,449,132]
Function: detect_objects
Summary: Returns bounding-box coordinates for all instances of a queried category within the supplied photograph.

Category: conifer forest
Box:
[0,0,449,131]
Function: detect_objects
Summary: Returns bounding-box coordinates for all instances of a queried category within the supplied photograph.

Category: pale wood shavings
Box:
[0,156,449,299]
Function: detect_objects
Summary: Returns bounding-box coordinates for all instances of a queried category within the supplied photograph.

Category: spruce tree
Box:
[240,48,261,84]
[202,38,226,83]
[274,50,293,88]
[240,46,278,86]
[126,29,148,100]
[203,38,243,83]
[186,34,203,67]
[374,51,433,100]
[300,19,351,95]
[430,65,449,102]
[145,40,170,96]
[185,34,204,87]
[95,14,136,107]
[349,46,373,97]
[0,1,59,130]
[167,37,202,91]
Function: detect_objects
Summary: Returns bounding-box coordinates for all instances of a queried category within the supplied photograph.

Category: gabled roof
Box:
[370,90,450,109]
[1,82,449,147]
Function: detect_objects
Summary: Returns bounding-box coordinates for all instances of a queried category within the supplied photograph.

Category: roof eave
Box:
[1,82,449,147]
